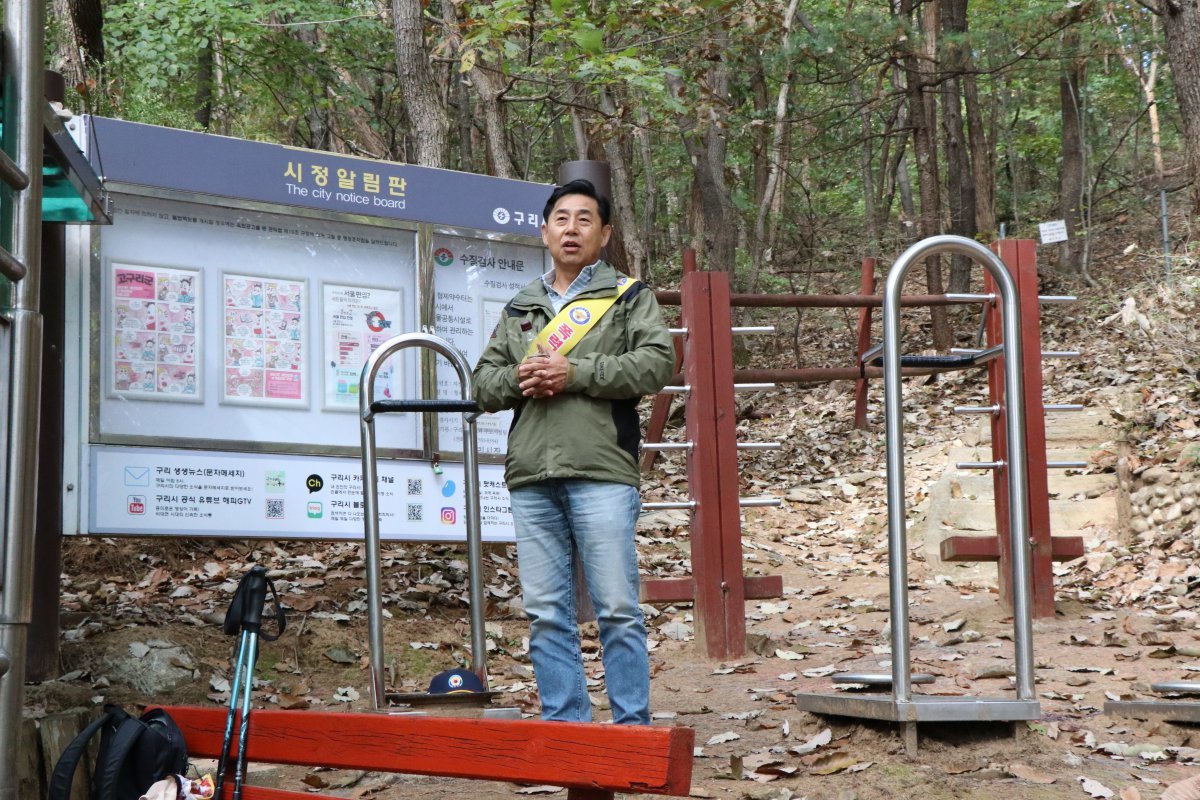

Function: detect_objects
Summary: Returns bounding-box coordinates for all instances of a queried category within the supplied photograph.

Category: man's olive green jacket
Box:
[472,262,674,490]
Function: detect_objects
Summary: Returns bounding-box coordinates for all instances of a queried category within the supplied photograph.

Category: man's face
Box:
[541,193,611,272]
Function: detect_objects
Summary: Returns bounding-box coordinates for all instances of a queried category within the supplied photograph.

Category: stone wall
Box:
[1127,465,1200,539]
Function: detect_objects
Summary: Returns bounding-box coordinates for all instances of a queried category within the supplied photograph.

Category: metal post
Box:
[853,258,876,429]
[882,235,1036,705]
[359,333,485,707]
[0,0,45,796]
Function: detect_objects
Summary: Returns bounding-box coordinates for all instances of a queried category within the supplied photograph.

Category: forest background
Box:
[47,0,1200,347]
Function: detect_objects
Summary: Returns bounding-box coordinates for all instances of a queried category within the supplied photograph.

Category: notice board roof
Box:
[85,116,552,236]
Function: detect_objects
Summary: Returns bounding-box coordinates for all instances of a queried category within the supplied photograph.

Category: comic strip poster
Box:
[111,263,202,402]
[222,273,307,406]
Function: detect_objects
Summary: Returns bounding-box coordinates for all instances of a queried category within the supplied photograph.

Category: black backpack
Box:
[50,705,189,800]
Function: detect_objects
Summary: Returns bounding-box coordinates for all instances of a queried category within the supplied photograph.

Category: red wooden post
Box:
[681,271,747,659]
[853,257,877,429]
[939,241,1080,617]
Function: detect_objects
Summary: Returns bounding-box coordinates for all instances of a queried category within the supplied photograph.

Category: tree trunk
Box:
[748,0,801,292]
[597,88,649,281]
[1059,29,1086,272]
[194,43,214,130]
[50,0,103,89]
[634,105,658,272]
[392,0,449,167]
[667,27,736,274]
[902,0,951,347]
[963,71,996,240]
[1161,0,1200,214]
[942,0,976,292]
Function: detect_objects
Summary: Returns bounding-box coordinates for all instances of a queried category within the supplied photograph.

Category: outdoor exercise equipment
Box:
[638,265,784,659]
[1106,683,1200,722]
[359,331,490,709]
[217,565,286,800]
[793,235,1043,751]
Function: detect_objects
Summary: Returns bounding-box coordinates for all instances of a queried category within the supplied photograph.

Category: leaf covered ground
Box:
[30,242,1200,799]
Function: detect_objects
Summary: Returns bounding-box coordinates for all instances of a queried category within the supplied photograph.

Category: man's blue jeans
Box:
[509,479,650,725]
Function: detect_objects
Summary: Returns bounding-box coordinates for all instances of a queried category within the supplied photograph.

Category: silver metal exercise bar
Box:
[669,326,776,336]
[0,0,46,794]
[795,235,1039,749]
[359,333,485,709]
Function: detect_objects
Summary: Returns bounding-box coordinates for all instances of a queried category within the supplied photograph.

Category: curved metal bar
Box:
[359,332,486,708]
[883,235,1035,705]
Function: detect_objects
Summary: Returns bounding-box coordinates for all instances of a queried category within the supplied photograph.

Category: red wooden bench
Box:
[153,705,694,800]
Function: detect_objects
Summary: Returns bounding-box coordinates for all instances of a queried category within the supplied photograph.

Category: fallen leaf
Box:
[806,751,858,775]
[1079,776,1115,798]
[789,728,832,755]
[775,649,807,661]
[706,731,741,746]
[1162,773,1200,800]
[1008,763,1056,784]
[515,786,563,795]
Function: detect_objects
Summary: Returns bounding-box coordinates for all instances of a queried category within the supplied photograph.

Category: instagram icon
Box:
[440,507,457,524]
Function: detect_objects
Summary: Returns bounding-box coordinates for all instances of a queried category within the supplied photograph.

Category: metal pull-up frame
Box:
[795,235,1039,750]
[359,333,486,709]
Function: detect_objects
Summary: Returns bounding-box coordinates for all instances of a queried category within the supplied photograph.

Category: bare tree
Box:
[1154,0,1200,213]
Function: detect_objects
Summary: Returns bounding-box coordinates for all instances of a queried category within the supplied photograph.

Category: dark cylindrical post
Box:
[557,161,612,203]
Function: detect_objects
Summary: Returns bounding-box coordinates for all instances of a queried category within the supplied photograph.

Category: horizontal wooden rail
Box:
[153,705,694,799]
[654,291,987,309]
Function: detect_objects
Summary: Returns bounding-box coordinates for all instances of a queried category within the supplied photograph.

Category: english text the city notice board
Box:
[64,118,551,542]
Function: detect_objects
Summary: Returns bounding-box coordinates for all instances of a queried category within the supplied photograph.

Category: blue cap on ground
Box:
[428,667,485,695]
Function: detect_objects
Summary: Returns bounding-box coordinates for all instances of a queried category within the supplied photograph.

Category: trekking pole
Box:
[215,565,285,800]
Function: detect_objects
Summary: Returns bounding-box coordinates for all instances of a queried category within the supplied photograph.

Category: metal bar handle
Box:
[0,245,28,283]
[957,461,1006,470]
[642,500,697,510]
[669,326,777,336]
[359,332,487,706]
[943,292,996,302]
[734,383,775,392]
[642,442,694,452]
[954,405,1000,415]
[0,148,29,191]
[882,235,1036,706]
[1044,404,1083,412]
[739,497,781,508]
[737,442,782,450]
[1047,461,1088,469]
[1038,295,1077,303]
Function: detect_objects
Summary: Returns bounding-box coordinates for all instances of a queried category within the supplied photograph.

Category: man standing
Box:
[473,179,674,725]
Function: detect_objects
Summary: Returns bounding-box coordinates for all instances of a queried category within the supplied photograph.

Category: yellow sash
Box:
[525,275,637,358]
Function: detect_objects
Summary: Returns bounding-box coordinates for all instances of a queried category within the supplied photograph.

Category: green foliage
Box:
[52,0,1190,282]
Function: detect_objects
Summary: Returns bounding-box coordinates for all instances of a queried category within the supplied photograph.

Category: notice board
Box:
[64,117,551,541]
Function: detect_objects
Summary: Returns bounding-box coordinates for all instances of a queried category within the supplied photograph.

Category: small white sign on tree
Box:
[1038,219,1069,244]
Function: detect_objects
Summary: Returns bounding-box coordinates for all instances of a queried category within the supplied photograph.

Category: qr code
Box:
[266,499,285,519]
[407,478,423,496]
[406,504,423,522]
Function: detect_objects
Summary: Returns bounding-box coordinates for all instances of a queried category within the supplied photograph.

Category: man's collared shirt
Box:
[542,262,597,313]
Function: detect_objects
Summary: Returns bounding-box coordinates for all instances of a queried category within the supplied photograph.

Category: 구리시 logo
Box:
[365,311,391,333]
[492,207,511,224]
[568,307,591,325]
[434,247,454,266]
